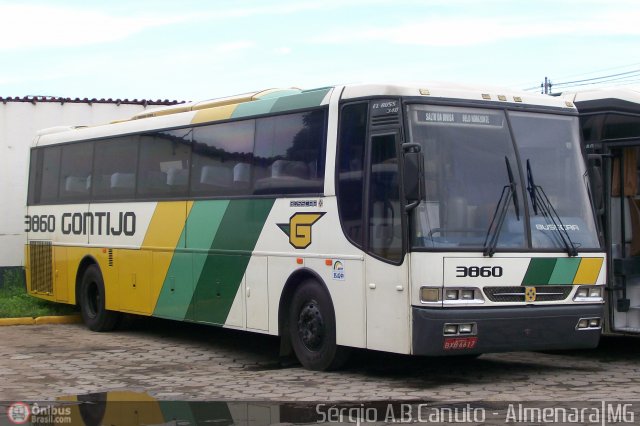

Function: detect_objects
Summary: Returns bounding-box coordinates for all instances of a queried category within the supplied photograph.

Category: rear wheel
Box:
[288,279,350,370]
[79,264,119,332]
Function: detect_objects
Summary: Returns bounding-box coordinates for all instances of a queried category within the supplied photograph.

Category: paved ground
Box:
[1,318,640,402]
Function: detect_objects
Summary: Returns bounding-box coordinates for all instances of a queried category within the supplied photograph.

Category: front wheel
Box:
[288,280,350,370]
[79,264,119,332]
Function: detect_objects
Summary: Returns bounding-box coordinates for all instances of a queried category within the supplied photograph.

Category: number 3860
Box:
[455,266,503,278]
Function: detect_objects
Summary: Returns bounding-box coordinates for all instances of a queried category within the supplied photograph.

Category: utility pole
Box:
[540,77,553,94]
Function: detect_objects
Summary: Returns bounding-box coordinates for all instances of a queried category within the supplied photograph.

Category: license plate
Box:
[443,336,478,350]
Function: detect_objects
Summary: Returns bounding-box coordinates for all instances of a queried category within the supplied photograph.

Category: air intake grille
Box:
[371,114,400,127]
[483,286,572,302]
[29,241,53,294]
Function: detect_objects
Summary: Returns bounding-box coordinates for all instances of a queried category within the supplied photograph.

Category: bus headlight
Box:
[573,285,604,302]
[420,287,485,304]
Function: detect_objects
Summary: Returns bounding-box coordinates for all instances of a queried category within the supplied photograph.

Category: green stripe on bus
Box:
[270,88,331,113]
[153,200,229,320]
[548,258,582,285]
[522,258,557,285]
[186,199,274,324]
[230,88,330,119]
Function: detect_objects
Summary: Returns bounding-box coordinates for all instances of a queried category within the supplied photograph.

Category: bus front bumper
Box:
[412,304,603,356]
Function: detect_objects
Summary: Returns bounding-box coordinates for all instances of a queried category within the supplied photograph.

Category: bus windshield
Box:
[407,104,600,251]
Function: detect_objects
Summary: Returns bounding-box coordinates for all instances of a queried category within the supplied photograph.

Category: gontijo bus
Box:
[25,84,606,370]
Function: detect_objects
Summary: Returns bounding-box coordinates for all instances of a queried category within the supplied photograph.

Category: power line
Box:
[526,69,640,93]
[552,69,640,87]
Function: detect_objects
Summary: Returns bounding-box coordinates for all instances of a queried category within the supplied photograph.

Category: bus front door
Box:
[365,132,411,353]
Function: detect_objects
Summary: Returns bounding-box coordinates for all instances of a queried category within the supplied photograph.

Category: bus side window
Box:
[253,110,326,195]
[33,146,61,205]
[191,120,255,197]
[58,142,93,202]
[137,130,191,199]
[368,133,402,262]
[337,103,367,248]
[93,137,138,201]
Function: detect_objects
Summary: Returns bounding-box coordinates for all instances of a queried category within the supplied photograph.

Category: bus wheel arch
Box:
[278,269,349,370]
[76,258,119,332]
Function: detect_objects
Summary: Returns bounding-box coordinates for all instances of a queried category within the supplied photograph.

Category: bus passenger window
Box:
[137,130,191,199]
[191,120,254,197]
[253,110,326,195]
[35,146,61,204]
[93,137,138,201]
[58,142,93,202]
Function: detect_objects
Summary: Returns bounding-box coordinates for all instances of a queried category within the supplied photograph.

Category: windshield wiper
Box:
[483,157,520,257]
[527,159,578,257]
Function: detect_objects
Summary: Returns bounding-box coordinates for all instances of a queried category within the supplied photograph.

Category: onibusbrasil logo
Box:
[7,402,30,424]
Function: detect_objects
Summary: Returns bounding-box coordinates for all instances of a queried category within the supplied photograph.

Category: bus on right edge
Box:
[567,88,640,335]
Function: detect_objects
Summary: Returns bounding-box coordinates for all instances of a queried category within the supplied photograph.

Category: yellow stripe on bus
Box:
[191,104,237,124]
[572,257,604,285]
[144,201,194,306]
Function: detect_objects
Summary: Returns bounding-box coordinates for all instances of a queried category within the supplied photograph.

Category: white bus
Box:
[26,84,605,370]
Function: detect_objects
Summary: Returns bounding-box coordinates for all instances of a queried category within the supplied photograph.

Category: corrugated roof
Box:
[0,95,185,106]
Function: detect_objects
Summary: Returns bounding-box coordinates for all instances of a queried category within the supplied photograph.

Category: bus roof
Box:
[34,83,576,147]
[562,87,640,114]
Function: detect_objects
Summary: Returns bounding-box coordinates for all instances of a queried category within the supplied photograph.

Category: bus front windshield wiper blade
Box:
[527,159,579,257]
[483,157,520,257]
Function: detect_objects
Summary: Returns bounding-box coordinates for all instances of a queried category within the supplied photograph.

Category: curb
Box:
[0,315,82,326]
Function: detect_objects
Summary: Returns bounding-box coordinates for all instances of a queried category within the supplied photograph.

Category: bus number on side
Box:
[455,266,503,278]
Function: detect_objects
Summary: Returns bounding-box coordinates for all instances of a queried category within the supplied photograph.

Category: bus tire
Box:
[79,264,119,332]
[288,279,350,371]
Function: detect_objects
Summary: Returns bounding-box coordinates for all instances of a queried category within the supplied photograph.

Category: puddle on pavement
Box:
[2,391,631,426]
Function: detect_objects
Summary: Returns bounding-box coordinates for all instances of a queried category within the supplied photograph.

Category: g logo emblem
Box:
[525,286,537,303]
[278,212,325,249]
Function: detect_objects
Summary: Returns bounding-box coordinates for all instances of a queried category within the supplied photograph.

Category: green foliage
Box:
[0,269,77,318]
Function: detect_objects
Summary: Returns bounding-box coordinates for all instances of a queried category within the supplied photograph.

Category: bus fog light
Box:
[577,319,589,329]
[589,287,602,298]
[444,324,458,335]
[421,287,440,302]
[458,324,473,334]
[461,290,474,300]
[445,290,459,300]
[589,318,600,328]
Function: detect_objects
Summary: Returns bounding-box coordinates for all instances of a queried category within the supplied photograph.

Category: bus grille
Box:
[29,241,53,294]
[483,286,572,302]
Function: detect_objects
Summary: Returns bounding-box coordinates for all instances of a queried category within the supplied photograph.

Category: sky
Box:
[1,0,639,102]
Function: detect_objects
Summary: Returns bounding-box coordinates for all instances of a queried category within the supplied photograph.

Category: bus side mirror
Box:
[587,153,604,214]
[402,143,425,211]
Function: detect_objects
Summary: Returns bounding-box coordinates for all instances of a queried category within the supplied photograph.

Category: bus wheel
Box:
[79,265,119,332]
[289,280,350,371]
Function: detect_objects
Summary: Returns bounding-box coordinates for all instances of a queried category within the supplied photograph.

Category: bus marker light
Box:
[445,289,459,300]
[296,258,303,265]
[461,289,474,300]
[420,287,439,302]
[443,336,478,350]
[325,259,332,266]
[589,287,602,298]
[458,324,473,334]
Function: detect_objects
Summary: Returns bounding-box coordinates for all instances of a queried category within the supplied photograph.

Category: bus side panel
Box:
[256,198,367,348]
